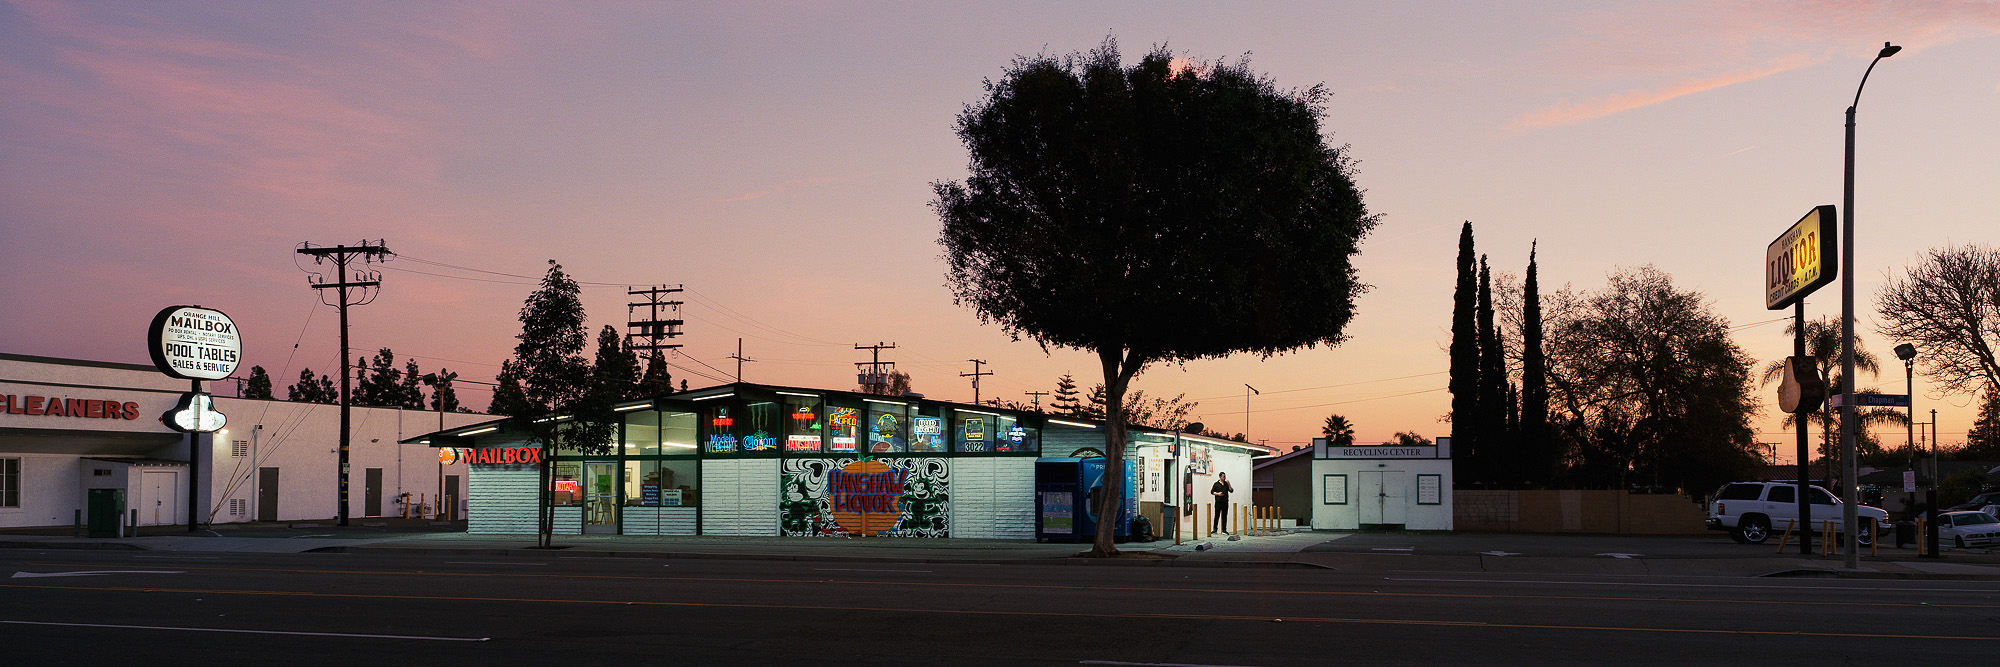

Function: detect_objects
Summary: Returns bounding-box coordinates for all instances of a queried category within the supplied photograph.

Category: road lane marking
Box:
[1383,577,2000,593]
[813,568,933,573]
[12,571,183,579]
[1477,551,1520,557]
[18,561,1997,608]
[1082,661,1263,666]
[0,619,487,642]
[1595,553,1643,559]
[2,584,1991,642]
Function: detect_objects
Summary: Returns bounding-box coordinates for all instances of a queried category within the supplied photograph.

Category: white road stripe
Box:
[0,620,489,642]
[1383,577,2000,592]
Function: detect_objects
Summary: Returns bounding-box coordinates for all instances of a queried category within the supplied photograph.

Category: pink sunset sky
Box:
[3,1,1997,459]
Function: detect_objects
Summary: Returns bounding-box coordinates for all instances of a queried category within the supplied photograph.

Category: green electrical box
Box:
[87,488,126,538]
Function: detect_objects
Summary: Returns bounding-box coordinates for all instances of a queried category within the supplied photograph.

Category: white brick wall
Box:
[950,457,1036,539]
[467,466,542,534]
[620,506,697,535]
[701,458,778,536]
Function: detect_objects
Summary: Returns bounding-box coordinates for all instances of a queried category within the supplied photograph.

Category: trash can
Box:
[87,488,125,538]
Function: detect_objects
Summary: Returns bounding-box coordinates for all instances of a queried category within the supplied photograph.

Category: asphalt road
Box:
[4,549,1996,666]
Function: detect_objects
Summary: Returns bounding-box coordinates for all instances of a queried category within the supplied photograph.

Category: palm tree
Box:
[1322,414,1356,448]
[1757,317,1909,470]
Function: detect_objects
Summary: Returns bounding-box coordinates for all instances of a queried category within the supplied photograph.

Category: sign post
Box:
[148,305,242,533]
[1768,206,1836,556]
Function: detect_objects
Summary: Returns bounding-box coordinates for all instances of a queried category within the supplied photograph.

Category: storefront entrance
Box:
[584,462,618,534]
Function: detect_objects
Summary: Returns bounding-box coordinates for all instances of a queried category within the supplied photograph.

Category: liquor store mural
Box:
[780,458,950,537]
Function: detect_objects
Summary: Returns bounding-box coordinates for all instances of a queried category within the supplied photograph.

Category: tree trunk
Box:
[1089,347,1145,556]
[538,441,555,549]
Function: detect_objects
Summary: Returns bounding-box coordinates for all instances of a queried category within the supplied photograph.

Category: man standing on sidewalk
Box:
[1210,472,1234,535]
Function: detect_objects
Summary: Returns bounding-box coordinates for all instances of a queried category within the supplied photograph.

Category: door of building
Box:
[584,462,617,534]
[142,470,179,526]
[364,468,383,517]
[443,474,460,521]
[1359,471,1407,525]
[257,467,280,522]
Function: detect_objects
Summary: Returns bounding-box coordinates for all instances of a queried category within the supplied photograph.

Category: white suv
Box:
[1707,481,1887,545]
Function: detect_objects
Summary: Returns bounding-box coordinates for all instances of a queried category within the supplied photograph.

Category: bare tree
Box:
[1875,244,2000,396]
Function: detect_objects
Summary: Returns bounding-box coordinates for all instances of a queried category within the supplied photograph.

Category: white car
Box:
[1937,511,2000,549]
[1707,481,1887,545]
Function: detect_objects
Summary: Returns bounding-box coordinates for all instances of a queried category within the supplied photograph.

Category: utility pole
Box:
[728,338,754,382]
[1025,391,1049,412]
[854,343,896,395]
[960,359,992,405]
[626,285,685,354]
[298,240,391,527]
[1244,384,1259,442]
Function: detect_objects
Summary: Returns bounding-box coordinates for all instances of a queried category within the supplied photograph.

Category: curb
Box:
[306,544,1331,569]
[0,541,146,551]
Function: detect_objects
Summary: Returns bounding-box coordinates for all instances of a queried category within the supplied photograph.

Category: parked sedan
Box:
[1938,511,2000,549]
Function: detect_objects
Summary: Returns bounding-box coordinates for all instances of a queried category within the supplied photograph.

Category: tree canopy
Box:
[1540,266,1763,492]
[1875,243,2000,396]
[935,38,1375,554]
[243,365,274,400]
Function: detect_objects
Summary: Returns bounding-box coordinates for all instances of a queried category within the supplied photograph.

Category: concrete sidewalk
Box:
[6,528,1998,579]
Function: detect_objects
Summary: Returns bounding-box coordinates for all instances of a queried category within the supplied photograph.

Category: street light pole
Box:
[1840,41,1899,569]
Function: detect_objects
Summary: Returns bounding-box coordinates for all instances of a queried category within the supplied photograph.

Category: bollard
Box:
[128,509,138,538]
[1916,518,1927,556]
[1871,518,1879,557]
[75,509,83,538]
[1775,519,1796,552]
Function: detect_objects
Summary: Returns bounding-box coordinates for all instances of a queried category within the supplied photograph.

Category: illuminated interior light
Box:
[1047,419,1097,428]
[460,426,499,436]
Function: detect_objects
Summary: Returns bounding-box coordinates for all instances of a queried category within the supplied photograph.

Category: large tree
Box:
[934,39,1376,555]
[288,368,337,404]
[511,261,617,548]
[243,365,274,400]
[1476,255,1510,484]
[636,350,674,398]
[1541,266,1763,492]
[1875,243,2000,396]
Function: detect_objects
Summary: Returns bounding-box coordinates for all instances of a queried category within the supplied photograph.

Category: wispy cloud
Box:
[1509,53,1820,131]
[1509,0,2000,131]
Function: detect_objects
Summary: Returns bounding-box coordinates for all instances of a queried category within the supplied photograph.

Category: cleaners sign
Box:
[148,306,242,381]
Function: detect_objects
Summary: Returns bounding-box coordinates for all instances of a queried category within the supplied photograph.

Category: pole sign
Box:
[1766,205,1838,310]
[147,305,242,380]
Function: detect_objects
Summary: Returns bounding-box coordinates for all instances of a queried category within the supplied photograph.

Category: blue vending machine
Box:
[1035,457,1130,543]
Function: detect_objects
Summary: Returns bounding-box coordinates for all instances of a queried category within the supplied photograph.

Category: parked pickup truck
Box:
[1706,481,1887,545]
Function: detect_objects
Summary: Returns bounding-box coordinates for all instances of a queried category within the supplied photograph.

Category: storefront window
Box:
[955,410,995,452]
[783,394,823,453]
[827,405,861,453]
[624,459,700,507]
[743,401,782,452]
[994,415,1039,452]
[867,401,909,453]
[909,407,946,453]
[705,404,739,453]
[661,411,697,451]
[624,410,661,456]
[551,462,583,505]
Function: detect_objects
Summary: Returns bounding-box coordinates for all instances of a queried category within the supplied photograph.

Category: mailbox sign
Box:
[1766,205,1838,310]
[148,305,242,380]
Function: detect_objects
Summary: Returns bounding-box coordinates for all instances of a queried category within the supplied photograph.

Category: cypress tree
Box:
[1477,256,1508,485]
[1520,242,1551,485]
[1450,222,1480,482]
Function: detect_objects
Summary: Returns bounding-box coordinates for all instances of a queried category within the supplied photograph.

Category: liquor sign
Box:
[1765,205,1838,310]
[148,306,242,381]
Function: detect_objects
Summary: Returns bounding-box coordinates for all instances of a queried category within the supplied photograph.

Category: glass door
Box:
[584,462,618,534]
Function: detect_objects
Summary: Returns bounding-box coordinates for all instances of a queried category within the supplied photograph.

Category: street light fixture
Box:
[1839,41,1899,569]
